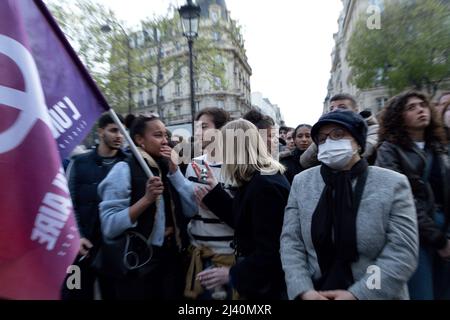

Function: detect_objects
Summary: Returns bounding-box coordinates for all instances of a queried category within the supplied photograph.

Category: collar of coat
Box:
[136,147,161,177]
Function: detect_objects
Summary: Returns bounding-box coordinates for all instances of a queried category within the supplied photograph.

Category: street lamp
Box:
[101,23,133,115]
[179,0,201,136]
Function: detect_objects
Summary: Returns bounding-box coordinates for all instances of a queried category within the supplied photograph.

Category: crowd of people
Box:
[62,90,450,300]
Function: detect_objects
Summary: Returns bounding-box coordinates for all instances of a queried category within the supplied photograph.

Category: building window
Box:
[214,77,222,88]
[175,104,182,116]
[213,31,221,42]
[375,68,384,84]
[147,89,154,105]
[175,83,181,96]
[217,99,225,109]
[158,88,164,102]
[136,32,145,48]
[195,101,200,112]
[138,91,144,108]
[376,97,388,111]
[210,8,220,22]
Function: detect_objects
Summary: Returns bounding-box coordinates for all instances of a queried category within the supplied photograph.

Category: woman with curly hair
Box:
[375,91,450,300]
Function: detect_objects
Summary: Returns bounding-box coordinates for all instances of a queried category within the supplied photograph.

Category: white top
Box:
[168,154,235,255]
[414,141,425,150]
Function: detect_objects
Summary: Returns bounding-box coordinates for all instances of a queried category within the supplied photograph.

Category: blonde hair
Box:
[221,119,285,186]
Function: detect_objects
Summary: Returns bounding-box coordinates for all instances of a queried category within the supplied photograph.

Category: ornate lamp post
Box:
[178,0,201,136]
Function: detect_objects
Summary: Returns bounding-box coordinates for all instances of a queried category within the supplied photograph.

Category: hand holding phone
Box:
[188,176,210,185]
[191,161,218,189]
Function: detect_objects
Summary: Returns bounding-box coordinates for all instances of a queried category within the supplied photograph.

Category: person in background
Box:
[436,91,450,115]
[281,110,418,300]
[243,109,278,156]
[279,126,291,153]
[124,114,136,131]
[375,91,450,300]
[300,94,379,168]
[165,107,235,300]
[280,124,312,184]
[193,119,290,299]
[441,101,450,142]
[98,115,191,299]
[122,114,136,153]
[279,126,289,144]
[284,128,296,152]
[62,113,126,300]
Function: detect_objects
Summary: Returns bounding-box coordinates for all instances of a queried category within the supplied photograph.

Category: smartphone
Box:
[188,176,209,185]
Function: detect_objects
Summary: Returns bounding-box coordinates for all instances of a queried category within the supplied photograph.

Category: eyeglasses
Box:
[317,128,347,145]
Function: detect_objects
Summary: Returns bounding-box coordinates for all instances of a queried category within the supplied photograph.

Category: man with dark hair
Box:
[191,107,231,159]
[279,126,291,152]
[243,109,278,154]
[165,107,236,299]
[62,112,127,300]
[279,126,290,141]
[300,93,379,168]
[124,114,136,130]
[329,93,358,112]
[195,107,230,132]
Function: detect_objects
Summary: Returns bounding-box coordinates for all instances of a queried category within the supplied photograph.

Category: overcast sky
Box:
[93,0,343,127]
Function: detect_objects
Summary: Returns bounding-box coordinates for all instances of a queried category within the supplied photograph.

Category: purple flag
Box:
[22,0,110,158]
[0,0,109,299]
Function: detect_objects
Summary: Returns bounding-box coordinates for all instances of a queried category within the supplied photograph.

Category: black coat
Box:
[280,148,305,184]
[375,141,450,249]
[68,147,127,244]
[203,172,290,299]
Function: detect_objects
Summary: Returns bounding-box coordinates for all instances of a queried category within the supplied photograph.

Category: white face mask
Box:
[318,138,356,170]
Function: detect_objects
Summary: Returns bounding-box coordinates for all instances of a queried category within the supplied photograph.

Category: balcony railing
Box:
[165,114,191,124]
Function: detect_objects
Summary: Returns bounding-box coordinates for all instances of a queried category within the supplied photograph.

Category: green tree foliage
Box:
[45,0,118,94]
[46,0,228,114]
[134,11,225,117]
[347,0,450,97]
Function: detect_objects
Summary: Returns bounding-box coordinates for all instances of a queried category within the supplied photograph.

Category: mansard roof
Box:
[195,0,228,19]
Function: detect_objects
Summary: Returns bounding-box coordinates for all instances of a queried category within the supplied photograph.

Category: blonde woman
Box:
[193,119,290,299]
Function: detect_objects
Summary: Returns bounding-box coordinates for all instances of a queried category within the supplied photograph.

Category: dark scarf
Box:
[292,148,304,160]
[154,157,175,230]
[311,159,368,291]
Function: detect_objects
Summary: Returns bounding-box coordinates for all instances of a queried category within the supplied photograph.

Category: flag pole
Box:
[108,109,153,178]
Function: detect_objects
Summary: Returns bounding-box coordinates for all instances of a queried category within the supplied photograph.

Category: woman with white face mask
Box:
[280,110,419,300]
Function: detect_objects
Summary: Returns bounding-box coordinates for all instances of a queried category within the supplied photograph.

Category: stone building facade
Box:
[132,0,252,133]
[325,0,450,115]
